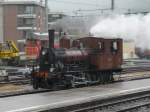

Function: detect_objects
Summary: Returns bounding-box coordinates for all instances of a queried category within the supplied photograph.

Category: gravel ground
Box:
[0,84,33,94]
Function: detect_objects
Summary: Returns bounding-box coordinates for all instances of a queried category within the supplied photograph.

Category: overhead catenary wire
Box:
[48,1,148,18]
[47,0,115,16]
[50,0,105,7]
[76,8,111,12]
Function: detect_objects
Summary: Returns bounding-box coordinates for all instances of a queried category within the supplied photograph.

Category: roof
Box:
[76,36,122,40]
[0,1,44,7]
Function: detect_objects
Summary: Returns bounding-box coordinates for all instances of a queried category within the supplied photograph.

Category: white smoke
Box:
[90,13,150,49]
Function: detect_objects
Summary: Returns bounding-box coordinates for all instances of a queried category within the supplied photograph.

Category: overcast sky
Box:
[49,0,150,14]
[5,0,150,15]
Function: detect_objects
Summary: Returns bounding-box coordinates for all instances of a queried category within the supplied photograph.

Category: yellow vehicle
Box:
[0,41,19,65]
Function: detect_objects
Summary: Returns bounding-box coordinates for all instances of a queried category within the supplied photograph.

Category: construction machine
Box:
[0,41,19,66]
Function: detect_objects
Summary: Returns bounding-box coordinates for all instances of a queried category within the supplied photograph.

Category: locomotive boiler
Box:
[31,30,123,89]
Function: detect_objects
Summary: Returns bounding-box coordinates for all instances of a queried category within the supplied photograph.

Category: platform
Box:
[1,78,150,112]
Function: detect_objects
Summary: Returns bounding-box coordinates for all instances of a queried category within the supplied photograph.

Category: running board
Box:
[73,80,100,86]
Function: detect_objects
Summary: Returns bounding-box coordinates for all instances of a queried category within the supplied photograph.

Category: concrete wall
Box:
[0,5,3,42]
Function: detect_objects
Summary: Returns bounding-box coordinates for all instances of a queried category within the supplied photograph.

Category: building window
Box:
[17,18,23,26]
[18,18,34,27]
[23,31,27,39]
[25,6,34,14]
[23,31,33,39]
[18,5,35,14]
[25,19,33,25]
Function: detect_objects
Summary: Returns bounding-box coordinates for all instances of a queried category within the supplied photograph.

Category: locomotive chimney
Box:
[48,29,55,49]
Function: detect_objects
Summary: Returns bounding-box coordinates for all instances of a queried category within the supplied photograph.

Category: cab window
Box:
[98,41,104,51]
[111,41,118,52]
[98,42,102,49]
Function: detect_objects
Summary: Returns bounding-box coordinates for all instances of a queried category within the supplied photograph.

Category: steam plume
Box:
[90,13,150,49]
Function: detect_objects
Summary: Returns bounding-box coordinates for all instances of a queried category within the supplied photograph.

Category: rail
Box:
[47,90,150,112]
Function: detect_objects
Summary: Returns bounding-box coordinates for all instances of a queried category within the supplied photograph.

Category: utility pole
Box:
[45,0,48,32]
[111,0,114,11]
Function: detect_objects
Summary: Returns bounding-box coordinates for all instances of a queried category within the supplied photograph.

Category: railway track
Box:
[0,65,150,98]
[0,74,31,85]
[1,65,150,84]
[123,66,150,74]
[0,59,149,85]
[0,79,30,85]
[53,90,150,112]
[14,66,150,84]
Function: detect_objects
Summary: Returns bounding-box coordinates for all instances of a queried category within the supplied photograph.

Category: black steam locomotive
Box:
[31,30,123,89]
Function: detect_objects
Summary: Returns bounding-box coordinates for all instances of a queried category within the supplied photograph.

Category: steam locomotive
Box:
[31,30,123,89]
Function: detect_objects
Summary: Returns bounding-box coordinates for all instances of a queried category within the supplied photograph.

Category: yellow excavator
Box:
[0,41,19,66]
